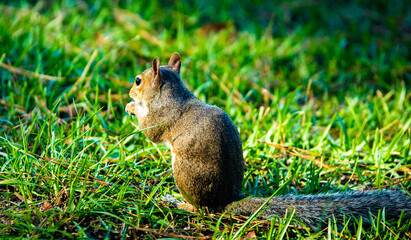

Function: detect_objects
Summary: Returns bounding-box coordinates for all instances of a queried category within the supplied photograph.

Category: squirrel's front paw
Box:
[125,102,137,116]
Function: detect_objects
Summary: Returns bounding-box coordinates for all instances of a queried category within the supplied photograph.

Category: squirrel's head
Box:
[129,52,182,104]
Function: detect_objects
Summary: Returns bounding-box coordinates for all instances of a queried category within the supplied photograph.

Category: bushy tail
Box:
[226,191,411,231]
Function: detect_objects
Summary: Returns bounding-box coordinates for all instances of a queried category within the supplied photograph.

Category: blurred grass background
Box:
[0,0,410,238]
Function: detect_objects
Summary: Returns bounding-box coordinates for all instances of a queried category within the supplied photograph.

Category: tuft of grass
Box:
[1,0,410,238]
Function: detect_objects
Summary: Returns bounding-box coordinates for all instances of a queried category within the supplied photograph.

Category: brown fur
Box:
[126,53,244,210]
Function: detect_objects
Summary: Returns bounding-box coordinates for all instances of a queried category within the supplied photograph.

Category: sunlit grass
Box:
[1,0,410,238]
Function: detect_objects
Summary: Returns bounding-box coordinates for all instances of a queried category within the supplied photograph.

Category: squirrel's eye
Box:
[135,77,142,86]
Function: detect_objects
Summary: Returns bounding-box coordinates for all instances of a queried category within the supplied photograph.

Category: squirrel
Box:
[125,53,411,231]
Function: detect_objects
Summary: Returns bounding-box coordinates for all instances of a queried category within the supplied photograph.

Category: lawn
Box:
[0,0,410,239]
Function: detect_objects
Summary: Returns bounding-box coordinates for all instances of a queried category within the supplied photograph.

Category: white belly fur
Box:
[165,141,175,171]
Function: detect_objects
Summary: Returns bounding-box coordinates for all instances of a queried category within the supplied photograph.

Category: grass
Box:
[0,0,410,238]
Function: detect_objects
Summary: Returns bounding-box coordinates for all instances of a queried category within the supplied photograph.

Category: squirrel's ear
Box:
[152,57,162,88]
[168,52,181,74]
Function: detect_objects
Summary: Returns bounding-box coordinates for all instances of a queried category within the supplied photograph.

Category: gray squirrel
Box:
[125,53,411,231]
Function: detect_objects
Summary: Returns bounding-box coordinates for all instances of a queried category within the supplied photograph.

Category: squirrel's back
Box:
[227,190,411,231]
[171,99,245,209]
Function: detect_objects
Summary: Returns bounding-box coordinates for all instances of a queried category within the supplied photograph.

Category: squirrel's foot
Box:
[177,202,196,213]
[161,194,196,213]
